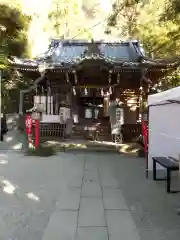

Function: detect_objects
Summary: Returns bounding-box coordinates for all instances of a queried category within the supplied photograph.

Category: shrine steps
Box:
[43,140,140,155]
[72,119,112,142]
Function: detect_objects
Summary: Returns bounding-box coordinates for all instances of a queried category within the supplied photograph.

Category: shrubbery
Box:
[26,144,56,157]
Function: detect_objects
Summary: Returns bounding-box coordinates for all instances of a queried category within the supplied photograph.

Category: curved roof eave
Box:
[141,56,180,68]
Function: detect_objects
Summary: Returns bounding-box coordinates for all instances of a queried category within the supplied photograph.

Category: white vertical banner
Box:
[40,96,46,112]
[34,96,40,107]
[34,95,54,114]
[47,96,53,115]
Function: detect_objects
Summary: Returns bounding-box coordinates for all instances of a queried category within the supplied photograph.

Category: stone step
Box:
[49,142,139,155]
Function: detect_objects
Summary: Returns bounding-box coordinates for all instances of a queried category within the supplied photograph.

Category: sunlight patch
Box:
[2,180,16,195]
[7,117,13,123]
[0,160,8,164]
[5,136,13,142]
[120,144,129,153]
[12,143,22,150]
[26,192,40,201]
[0,154,8,158]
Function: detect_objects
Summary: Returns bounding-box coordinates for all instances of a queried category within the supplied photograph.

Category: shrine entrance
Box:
[79,96,104,120]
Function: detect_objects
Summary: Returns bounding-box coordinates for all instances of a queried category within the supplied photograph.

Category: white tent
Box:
[148,86,180,171]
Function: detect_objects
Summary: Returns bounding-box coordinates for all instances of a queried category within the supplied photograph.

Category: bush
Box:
[26,144,56,157]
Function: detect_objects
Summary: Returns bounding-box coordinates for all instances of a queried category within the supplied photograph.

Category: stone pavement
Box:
[43,152,140,240]
[0,150,180,239]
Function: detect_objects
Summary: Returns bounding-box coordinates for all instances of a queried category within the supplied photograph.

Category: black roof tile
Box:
[36,39,144,64]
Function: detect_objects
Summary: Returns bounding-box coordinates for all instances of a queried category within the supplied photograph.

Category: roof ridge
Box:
[50,38,139,45]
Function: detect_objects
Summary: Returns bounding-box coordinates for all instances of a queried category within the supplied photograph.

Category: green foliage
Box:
[161,0,180,49]
[163,0,180,20]
[157,68,180,91]
[26,144,56,157]
[47,0,92,39]
[0,4,30,112]
[106,0,143,38]
[106,0,180,90]
[0,4,31,65]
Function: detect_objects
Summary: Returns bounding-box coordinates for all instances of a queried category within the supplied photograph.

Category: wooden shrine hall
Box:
[11,39,180,142]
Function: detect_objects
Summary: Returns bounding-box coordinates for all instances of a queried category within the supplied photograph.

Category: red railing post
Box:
[35,120,39,149]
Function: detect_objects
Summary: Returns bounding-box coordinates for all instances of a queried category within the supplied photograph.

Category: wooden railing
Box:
[18,115,141,143]
[39,123,66,139]
[18,115,66,140]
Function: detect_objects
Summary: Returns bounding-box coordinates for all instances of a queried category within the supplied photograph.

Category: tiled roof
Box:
[10,39,180,72]
[36,39,144,64]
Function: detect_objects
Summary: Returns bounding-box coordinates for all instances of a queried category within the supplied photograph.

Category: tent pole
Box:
[146,106,150,178]
[140,66,148,178]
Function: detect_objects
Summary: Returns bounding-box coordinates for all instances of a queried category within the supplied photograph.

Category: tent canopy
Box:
[148,86,180,106]
[148,86,180,171]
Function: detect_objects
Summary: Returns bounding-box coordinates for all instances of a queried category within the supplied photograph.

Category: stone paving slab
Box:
[106,210,140,240]
[138,229,165,240]
[81,181,102,198]
[56,188,81,210]
[100,176,119,188]
[76,227,108,240]
[85,159,98,170]
[0,216,9,239]
[84,169,99,181]
[78,198,106,227]
[1,150,180,240]
[67,175,83,188]
[103,188,129,210]
[43,211,78,240]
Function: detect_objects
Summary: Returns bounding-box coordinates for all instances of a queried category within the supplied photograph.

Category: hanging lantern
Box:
[109,87,112,95]
[65,72,69,83]
[108,70,112,84]
[101,88,104,96]
[75,75,78,84]
[117,72,120,83]
[48,86,51,95]
[73,70,78,84]
[41,86,44,94]
[73,87,76,95]
[84,88,88,96]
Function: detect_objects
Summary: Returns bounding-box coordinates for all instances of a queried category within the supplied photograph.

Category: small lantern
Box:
[65,72,69,83]
[108,70,112,84]
[101,88,104,96]
[109,87,112,95]
[73,86,76,95]
[84,88,88,96]
[117,72,120,83]
[73,70,78,84]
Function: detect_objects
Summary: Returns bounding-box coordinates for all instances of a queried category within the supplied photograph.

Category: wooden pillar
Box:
[45,79,48,115]
[55,92,59,115]
[103,95,109,117]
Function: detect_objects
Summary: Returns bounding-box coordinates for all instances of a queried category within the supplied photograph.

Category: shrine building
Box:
[10,39,179,142]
